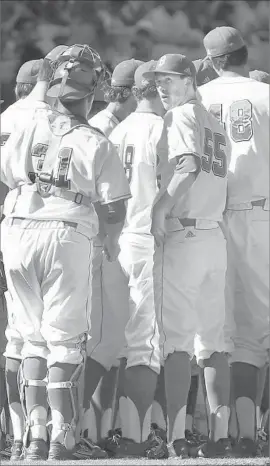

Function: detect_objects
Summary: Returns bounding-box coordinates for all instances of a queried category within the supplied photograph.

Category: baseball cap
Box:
[134,60,157,88]
[250,69,270,84]
[204,27,245,58]
[16,59,43,84]
[143,54,196,80]
[45,45,69,61]
[193,58,218,86]
[111,59,144,87]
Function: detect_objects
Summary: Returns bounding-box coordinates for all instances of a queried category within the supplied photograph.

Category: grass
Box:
[3,458,270,466]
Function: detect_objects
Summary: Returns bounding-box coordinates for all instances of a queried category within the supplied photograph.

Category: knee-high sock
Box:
[120,365,158,443]
[5,358,24,440]
[165,352,191,442]
[232,362,258,440]
[152,366,167,431]
[256,364,268,429]
[186,374,199,432]
[23,357,48,441]
[83,357,107,411]
[203,352,230,441]
[93,365,120,440]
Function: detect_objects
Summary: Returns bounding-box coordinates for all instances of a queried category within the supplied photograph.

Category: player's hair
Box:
[132,83,158,101]
[211,45,248,70]
[103,84,132,103]
[14,83,35,100]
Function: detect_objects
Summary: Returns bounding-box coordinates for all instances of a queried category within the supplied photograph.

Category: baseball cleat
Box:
[185,429,207,456]
[233,437,259,457]
[23,438,49,461]
[72,437,108,459]
[197,438,233,458]
[107,435,168,459]
[98,428,122,457]
[10,440,24,460]
[151,422,167,442]
[48,441,75,461]
[167,438,189,458]
[257,427,269,457]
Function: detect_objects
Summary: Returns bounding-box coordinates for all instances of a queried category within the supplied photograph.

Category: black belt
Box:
[179,218,196,227]
[251,199,266,207]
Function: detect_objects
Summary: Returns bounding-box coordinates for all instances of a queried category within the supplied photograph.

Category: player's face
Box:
[155,73,187,110]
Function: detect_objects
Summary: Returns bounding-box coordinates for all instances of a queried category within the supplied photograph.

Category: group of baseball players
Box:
[0,24,269,462]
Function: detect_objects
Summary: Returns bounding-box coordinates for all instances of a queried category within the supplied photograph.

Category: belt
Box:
[179,218,196,227]
[251,199,266,207]
[9,217,78,229]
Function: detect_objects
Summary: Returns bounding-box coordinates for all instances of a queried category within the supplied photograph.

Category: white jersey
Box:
[198,76,269,206]
[110,112,164,235]
[1,97,51,141]
[89,108,120,137]
[1,111,131,238]
[157,100,230,222]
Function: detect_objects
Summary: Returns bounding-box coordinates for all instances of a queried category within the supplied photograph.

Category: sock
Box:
[83,357,107,411]
[203,352,230,441]
[152,367,167,430]
[232,362,258,440]
[120,365,158,443]
[22,357,48,441]
[5,358,24,440]
[256,364,268,429]
[98,365,120,440]
[164,351,191,442]
[186,374,199,432]
[48,363,82,448]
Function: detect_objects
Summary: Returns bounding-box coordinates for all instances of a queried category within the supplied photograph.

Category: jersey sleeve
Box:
[94,139,131,205]
[147,119,164,168]
[164,107,201,162]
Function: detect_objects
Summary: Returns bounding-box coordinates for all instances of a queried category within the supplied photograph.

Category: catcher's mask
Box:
[47,44,108,102]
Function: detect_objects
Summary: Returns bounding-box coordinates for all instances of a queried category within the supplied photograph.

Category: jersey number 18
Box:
[209,99,253,143]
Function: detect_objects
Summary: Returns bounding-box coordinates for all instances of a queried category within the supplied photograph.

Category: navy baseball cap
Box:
[111,59,144,87]
[134,60,157,88]
[193,58,218,86]
[250,70,270,84]
[204,27,245,58]
[143,54,196,80]
[16,59,43,84]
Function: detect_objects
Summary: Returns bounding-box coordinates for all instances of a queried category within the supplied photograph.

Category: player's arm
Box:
[94,140,131,261]
[27,58,53,102]
[151,110,201,245]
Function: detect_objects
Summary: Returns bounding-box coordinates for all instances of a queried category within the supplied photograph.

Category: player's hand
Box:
[103,236,120,262]
[37,58,54,82]
[151,204,167,247]
[175,155,199,174]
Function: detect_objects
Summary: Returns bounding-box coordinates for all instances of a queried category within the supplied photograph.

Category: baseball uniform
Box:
[1,110,131,367]
[89,109,120,138]
[86,60,143,372]
[110,110,163,374]
[155,100,230,364]
[199,75,269,368]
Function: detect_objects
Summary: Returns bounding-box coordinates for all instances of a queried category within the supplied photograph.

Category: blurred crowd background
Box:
[1,0,269,110]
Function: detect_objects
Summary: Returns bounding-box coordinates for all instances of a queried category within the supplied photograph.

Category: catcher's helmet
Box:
[47,44,106,102]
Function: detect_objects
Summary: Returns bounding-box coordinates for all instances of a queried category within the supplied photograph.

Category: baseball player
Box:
[0,49,67,462]
[89,59,143,137]
[199,26,269,457]
[97,60,166,458]
[77,59,143,456]
[193,58,218,87]
[249,69,270,84]
[147,54,231,458]
[1,44,131,461]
